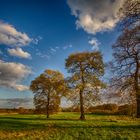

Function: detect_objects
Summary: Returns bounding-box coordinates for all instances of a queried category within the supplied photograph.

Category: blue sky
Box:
[0,0,124,99]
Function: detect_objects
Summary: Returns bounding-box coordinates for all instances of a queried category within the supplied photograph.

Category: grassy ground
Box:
[0,112,139,140]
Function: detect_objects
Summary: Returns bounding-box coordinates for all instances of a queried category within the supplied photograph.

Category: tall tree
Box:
[30,69,65,118]
[65,51,105,120]
[111,26,140,117]
[111,0,140,117]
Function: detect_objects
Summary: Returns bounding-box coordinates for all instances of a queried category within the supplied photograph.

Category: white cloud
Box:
[35,51,50,59]
[55,46,60,49]
[67,0,124,34]
[8,48,31,59]
[63,44,72,50]
[50,48,56,52]
[35,44,73,60]
[0,21,31,47]
[0,61,31,91]
[32,36,42,45]
[88,38,100,50]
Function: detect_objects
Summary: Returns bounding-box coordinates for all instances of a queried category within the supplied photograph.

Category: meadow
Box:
[0,112,140,140]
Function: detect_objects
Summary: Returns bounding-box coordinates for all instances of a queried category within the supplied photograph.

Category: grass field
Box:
[0,112,140,140]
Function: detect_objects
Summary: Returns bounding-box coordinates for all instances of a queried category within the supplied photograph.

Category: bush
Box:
[115,104,135,115]
[91,109,114,115]
[18,107,34,114]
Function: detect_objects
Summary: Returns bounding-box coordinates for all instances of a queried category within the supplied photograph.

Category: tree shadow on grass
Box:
[0,119,47,130]
[0,116,46,120]
[0,116,80,121]
[0,117,139,130]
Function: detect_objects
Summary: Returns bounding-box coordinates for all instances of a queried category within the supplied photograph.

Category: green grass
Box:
[0,112,140,140]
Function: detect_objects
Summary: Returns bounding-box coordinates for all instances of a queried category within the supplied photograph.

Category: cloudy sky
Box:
[0,0,125,99]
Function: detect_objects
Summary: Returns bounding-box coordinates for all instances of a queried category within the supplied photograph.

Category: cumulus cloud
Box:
[67,0,124,34]
[0,21,31,47]
[88,38,100,50]
[0,61,32,91]
[8,48,31,59]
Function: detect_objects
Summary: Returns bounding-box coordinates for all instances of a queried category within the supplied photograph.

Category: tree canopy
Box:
[30,69,66,118]
[65,51,105,120]
[111,0,140,117]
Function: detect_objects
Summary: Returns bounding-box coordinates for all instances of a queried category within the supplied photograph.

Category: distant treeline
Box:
[0,108,34,114]
[62,104,136,116]
[0,103,135,116]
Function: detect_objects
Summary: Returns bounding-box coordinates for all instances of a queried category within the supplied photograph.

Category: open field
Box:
[0,112,140,140]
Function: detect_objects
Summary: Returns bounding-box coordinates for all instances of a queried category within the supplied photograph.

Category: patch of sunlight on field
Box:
[0,112,139,140]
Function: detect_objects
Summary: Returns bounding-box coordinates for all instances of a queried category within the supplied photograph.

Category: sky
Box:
[0,0,125,100]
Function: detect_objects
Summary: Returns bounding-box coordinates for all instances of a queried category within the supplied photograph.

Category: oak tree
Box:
[111,26,140,117]
[30,69,65,118]
[111,0,140,117]
[65,51,105,120]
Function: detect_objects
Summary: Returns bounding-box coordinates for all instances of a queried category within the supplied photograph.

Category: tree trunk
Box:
[136,94,140,118]
[46,92,50,118]
[79,89,85,120]
[79,63,85,120]
[135,56,140,118]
